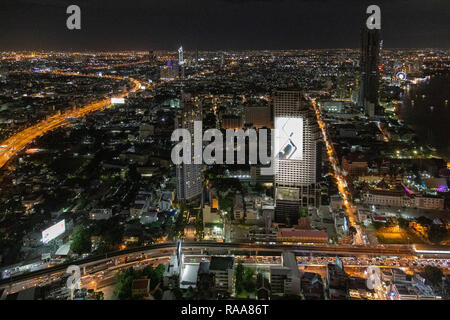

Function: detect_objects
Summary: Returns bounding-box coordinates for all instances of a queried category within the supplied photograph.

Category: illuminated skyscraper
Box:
[178,46,184,65]
[176,94,202,201]
[178,46,185,79]
[273,91,321,224]
[358,23,382,117]
[160,60,180,81]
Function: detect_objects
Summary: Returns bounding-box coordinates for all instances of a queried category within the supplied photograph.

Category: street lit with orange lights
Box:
[310,98,365,245]
[0,70,146,170]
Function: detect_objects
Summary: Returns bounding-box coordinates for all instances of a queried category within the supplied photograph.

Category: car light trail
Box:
[0,71,145,170]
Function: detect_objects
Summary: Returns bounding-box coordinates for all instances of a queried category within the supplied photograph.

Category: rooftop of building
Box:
[282,252,298,270]
[277,228,328,239]
[198,261,210,275]
[210,256,234,271]
[180,264,200,288]
[269,266,290,276]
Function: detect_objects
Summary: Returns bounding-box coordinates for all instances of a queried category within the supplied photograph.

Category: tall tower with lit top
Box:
[178,46,185,79]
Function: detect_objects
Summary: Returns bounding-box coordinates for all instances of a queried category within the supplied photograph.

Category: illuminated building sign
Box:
[42,220,66,243]
[111,98,125,104]
[274,117,303,160]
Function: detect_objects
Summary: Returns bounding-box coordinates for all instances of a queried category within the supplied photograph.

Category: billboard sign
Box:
[111,97,125,104]
[274,117,303,160]
[42,220,66,243]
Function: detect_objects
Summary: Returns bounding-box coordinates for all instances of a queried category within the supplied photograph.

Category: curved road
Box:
[0,70,146,169]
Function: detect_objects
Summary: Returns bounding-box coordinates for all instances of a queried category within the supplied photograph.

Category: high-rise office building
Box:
[273,91,321,224]
[160,60,180,81]
[178,46,184,65]
[357,23,382,117]
[178,46,185,79]
[336,61,354,100]
[176,94,202,201]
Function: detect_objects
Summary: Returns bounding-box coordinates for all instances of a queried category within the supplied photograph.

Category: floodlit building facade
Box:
[176,94,203,201]
[273,90,321,224]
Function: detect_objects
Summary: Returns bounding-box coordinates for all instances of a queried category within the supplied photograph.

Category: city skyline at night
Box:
[0,0,449,305]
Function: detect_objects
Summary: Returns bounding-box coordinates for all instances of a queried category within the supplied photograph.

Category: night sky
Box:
[0,0,449,51]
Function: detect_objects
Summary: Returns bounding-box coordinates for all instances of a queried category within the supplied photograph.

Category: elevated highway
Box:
[2,241,447,289]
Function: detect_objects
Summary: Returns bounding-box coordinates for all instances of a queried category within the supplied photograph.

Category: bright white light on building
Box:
[42,220,65,243]
[111,98,125,104]
[274,117,303,160]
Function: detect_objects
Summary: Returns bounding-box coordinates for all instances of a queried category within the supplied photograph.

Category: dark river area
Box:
[398,72,450,159]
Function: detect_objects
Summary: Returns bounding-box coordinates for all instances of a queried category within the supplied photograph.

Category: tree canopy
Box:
[70,225,91,254]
